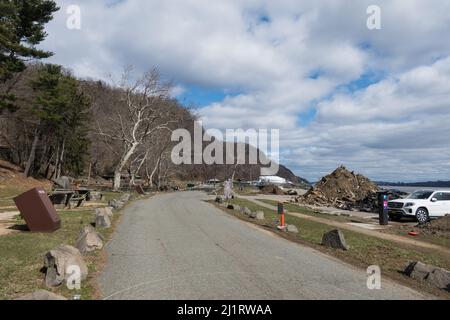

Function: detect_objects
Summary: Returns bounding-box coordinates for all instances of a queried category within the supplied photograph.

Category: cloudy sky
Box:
[40,0,450,182]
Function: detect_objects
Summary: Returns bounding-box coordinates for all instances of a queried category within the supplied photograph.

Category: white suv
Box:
[388,190,450,223]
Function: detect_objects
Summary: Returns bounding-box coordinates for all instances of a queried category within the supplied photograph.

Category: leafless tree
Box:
[97,67,177,191]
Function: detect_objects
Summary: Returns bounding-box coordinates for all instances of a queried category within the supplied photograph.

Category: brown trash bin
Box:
[135,185,145,195]
[14,188,61,233]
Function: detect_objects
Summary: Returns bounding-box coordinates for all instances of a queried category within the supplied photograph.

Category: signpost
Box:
[14,188,61,232]
[277,202,286,230]
[378,191,389,226]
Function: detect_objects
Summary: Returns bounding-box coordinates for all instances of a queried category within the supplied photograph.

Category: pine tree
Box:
[0,0,59,111]
[23,64,91,177]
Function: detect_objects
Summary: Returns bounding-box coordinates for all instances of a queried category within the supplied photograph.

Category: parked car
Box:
[388,189,450,223]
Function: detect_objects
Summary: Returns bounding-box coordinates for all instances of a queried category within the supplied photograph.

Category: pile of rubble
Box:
[296,166,380,211]
[416,215,450,238]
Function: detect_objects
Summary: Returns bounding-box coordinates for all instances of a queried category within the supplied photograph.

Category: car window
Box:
[408,191,433,199]
[433,192,446,201]
[442,193,450,201]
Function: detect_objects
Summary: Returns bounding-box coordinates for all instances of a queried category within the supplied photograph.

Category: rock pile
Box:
[296,166,380,211]
[416,215,450,238]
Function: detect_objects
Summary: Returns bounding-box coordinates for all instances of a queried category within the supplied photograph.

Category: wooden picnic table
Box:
[48,190,87,209]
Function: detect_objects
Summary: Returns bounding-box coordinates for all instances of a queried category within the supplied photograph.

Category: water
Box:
[380,186,450,193]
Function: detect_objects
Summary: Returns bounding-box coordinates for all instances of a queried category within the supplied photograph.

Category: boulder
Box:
[427,269,450,290]
[404,262,450,291]
[322,229,349,250]
[233,205,241,212]
[16,290,67,300]
[287,224,299,233]
[120,193,131,203]
[227,204,235,210]
[54,176,71,190]
[95,209,111,228]
[44,245,88,287]
[250,210,264,220]
[89,192,103,201]
[242,207,252,216]
[108,199,124,210]
[96,207,113,218]
[404,261,435,280]
[215,196,224,204]
[75,226,104,254]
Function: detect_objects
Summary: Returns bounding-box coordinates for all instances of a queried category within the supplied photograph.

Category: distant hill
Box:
[376,181,450,188]
[277,165,311,189]
[175,140,311,188]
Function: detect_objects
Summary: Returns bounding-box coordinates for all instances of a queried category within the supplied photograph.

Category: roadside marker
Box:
[277,202,286,230]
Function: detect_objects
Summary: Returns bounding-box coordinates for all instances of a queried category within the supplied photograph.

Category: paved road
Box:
[99,192,426,300]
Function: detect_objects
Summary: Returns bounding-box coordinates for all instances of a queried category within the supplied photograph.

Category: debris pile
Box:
[416,215,450,238]
[296,166,380,211]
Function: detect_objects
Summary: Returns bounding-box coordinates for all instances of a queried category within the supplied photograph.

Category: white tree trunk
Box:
[148,157,161,187]
[113,143,138,191]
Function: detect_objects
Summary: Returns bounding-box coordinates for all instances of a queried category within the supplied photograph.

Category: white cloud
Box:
[40,0,450,181]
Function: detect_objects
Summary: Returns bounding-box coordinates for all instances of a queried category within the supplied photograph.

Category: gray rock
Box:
[75,226,104,254]
[404,261,435,280]
[95,209,111,228]
[54,176,71,190]
[215,196,224,204]
[255,211,265,220]
[427,268,450,290]
[322,229,349,250]
[233,205,241,212]
[120,193,131,203]
[89,192,103,201]
[404,261,450,291]
[108,199,124,210]
[44,245,88,287]
[287,224,299,233]
[16,290,67,300]
[242,207,252,216]
[96,207,113,218]
[249,211,264,220]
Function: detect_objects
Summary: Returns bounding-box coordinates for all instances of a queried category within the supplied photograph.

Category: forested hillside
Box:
[0,0,308,190]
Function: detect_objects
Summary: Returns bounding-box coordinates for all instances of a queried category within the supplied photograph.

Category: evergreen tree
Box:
[23,64,91,177]
[0,0,59,111]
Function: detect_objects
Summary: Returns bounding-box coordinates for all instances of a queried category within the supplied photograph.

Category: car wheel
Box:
[415,208,429,224]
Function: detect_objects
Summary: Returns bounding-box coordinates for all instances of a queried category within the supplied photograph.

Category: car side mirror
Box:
[431,198,438,202]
